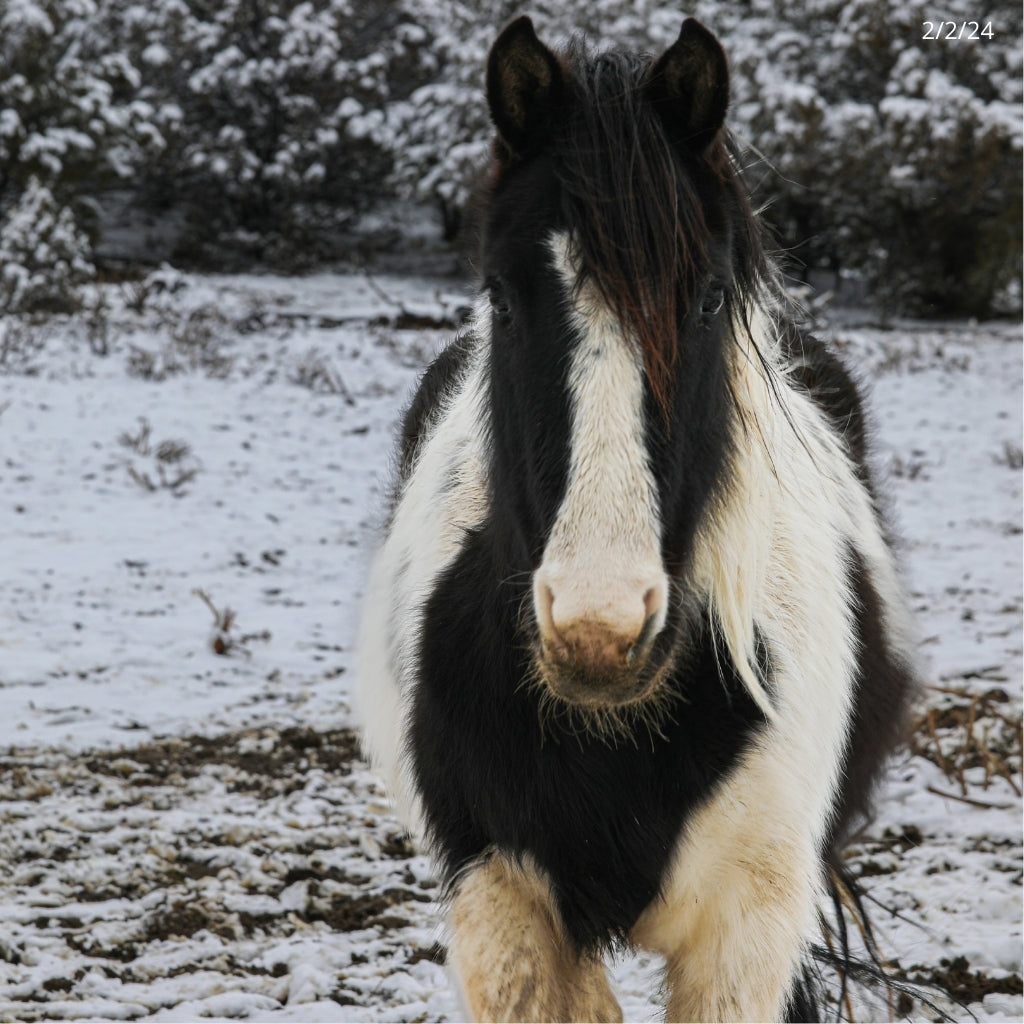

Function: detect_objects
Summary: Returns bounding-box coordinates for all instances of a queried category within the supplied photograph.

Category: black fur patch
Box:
[830,547,916,852]
[783,324,873,491]
[396,330,475,486]
[480,153,579,562]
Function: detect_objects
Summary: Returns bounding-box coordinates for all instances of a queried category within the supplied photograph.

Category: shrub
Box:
[92,0,435,269]
[0,0,152,201]
[0,0,1017,312]
[722,0,1022,316]
[0,177,94,313]
[0,0,167,305]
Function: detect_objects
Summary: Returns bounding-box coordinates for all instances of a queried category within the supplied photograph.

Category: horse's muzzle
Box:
[533,604,667,707]
[528,556,670,706]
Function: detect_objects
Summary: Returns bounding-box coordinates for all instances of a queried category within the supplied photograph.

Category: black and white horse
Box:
[357,16,915,1022]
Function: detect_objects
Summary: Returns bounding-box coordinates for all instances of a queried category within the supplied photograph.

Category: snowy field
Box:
[0,271,1020,1023]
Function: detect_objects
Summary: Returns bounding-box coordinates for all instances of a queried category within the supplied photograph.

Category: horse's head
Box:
[480,18,764,718]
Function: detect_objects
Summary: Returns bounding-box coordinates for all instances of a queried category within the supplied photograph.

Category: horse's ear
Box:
[487,16,564,157]
[645,18,729,153]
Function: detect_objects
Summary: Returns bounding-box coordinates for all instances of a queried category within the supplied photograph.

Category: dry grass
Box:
[0,318,46,371]
[910,684,1022,805]
[120,418,200,494]
[818,681,1023,1020]
[291,349,355,403]
[126,305,233,380]
[193,589,270,657]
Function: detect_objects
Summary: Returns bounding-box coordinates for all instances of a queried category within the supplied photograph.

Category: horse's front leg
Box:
[448,853,622,1023]
[632,801,820,1023]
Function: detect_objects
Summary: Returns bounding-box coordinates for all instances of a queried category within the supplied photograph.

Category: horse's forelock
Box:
[551,41,761,420]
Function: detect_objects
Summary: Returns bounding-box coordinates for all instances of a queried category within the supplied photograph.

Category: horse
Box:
[356,16,916,1022]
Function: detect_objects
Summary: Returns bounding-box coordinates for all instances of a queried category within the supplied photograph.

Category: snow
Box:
[0,274,1020,1022]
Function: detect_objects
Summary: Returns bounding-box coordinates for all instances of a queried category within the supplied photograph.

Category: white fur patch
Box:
[533,233,668,645]
[449,854,622,1023]
[353,301,492,839]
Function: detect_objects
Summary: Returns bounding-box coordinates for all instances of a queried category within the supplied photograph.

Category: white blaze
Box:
[533,233,668,648]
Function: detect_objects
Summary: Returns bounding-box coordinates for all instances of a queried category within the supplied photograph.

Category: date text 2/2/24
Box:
[922,21,994,39]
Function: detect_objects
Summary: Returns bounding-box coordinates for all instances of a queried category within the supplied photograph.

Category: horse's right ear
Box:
[487,16,564,157]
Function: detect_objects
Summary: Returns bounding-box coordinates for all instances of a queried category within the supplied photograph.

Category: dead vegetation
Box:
[0,318,47,372]
[193,588,271,657]
[910,684,1022,806]
[826,681,1023,1020]
[119,417,200,494]
[126,305,234,381]
[290,349,356,403]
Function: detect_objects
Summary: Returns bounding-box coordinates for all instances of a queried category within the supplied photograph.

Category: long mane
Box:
[551,40,768,417]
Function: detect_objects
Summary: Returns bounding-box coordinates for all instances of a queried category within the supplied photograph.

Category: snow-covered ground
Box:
[0,273,1020,1022]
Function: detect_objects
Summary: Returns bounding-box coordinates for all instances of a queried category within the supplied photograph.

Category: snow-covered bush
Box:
[0,0,152,198]
[0,177,95,313]
[0,0,171,305]
[0,0,1016,311]
[385,0,1022,315]
[722,0,1022,315]
[90,0,435,268]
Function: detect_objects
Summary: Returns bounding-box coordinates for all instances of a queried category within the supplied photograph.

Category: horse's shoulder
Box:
[397,329,477,482]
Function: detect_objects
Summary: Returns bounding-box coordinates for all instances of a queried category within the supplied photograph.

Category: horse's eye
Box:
[485,276,512,320]
[701,285,726,319]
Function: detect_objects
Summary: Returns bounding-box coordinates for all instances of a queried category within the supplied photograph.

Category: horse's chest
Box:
[409,538,767,951]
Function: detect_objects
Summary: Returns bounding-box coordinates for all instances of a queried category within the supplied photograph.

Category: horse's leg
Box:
[448,853,622,1023]
[632,778,821,1022]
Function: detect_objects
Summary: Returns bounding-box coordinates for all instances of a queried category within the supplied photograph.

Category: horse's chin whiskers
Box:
[526,648,680,748]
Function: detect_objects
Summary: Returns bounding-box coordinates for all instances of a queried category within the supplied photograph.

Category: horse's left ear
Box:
[487,16,565,157]
[645,18,729,153]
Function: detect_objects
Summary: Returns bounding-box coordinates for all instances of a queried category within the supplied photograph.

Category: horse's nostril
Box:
[534,582,569,658]
[629,611,661,666]
[643,583,666,623]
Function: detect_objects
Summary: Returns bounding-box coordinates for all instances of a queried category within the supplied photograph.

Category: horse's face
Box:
[482,19,749,716]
